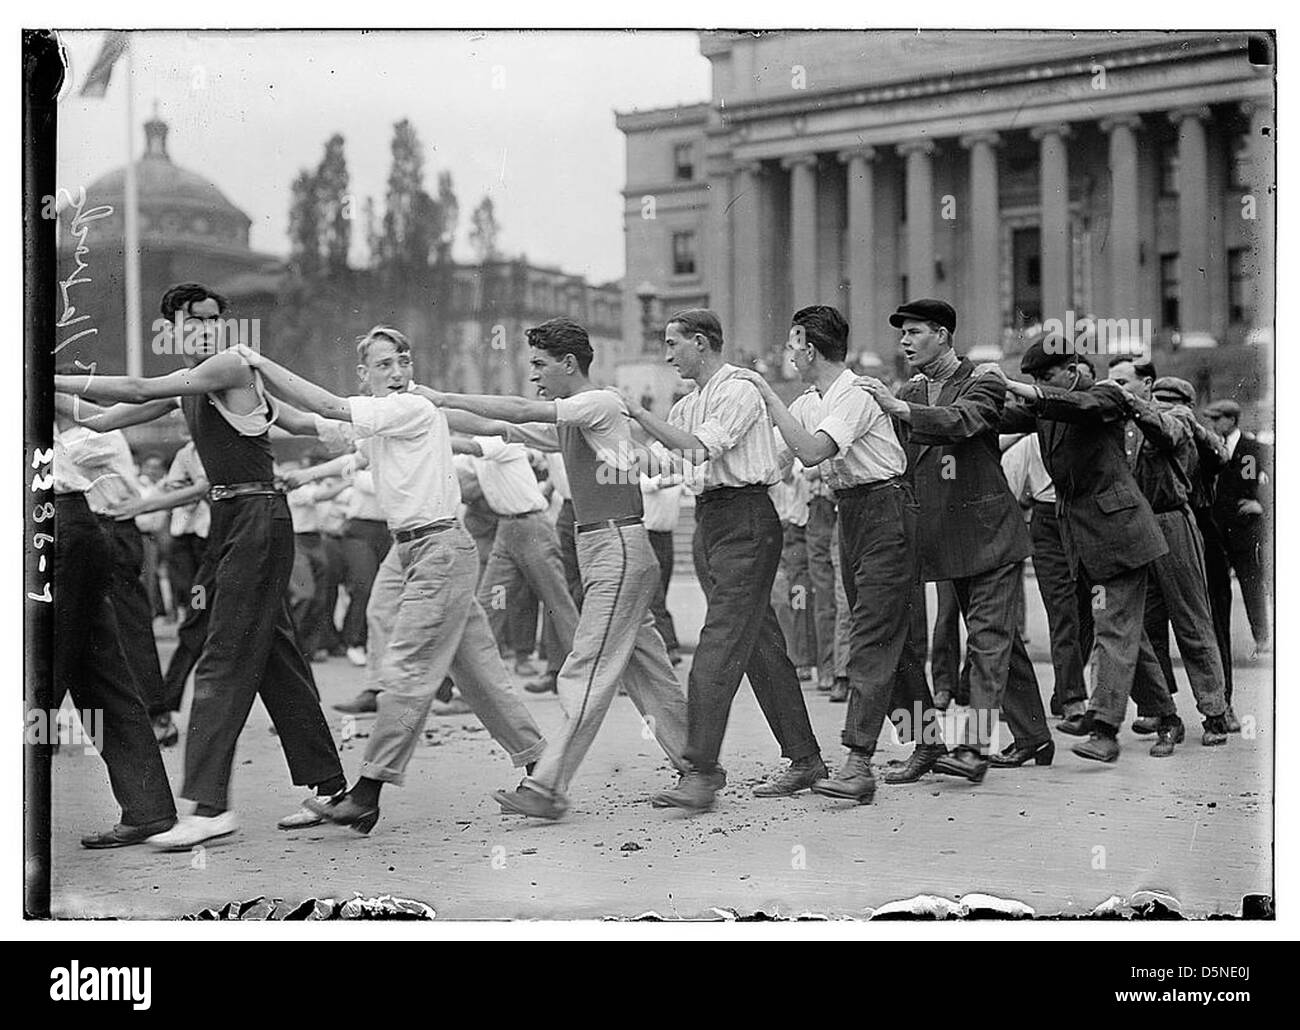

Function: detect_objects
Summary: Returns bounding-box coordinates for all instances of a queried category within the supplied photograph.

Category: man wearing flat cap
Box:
[1108,359,1229,748]
[981,343,1179,764]
[1204,398,1271,658]
[858,299,1050,781]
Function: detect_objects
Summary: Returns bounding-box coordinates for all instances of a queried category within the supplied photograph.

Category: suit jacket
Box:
[1213,432,1271,534]
[896,358,1031,581]
[1001,380,1167,581]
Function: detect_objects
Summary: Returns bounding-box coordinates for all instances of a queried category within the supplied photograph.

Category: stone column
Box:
[898,139,936,299]
[705,168,734,330]
[961,131,1001,351]
[783,153,819,307]
[1241,99,1275,336]
[1169,105,1213,339]
[838,147,876,349]
[731,161,764,352]
[1100,114,1143,322]
[1031,123,1073,323]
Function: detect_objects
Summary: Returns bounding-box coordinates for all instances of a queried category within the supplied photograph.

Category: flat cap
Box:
[1204,398,1242,418]
[1152,376,1195,404]
[1019,338,1074,377]
[889,298,956,334]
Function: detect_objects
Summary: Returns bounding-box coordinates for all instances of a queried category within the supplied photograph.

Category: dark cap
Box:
[1152,376,1194,404]
[1019,338,1074,377]
[889,299,956,334]
[1204,398,1242,419]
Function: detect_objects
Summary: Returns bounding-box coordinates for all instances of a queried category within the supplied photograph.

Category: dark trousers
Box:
[168,532,208,620]
[931,580,968,704]
[648,528,679,652]
[950,560,1049,751]
[805,496,838,682]
[1029,502,1091,711]
[101,518,168,719]
[778,523,815,666]
[685,487,820,772]
[317,534,346,654]
[54,495,175,827]
[1086,562,1177,729]
[339,518,390,649]
[838,482,940,754]
[180,494,343,809]
[1197,508,1235,703]
[1138,508,1227,720]
[290,532,330,659]
[1223,517,1269,645]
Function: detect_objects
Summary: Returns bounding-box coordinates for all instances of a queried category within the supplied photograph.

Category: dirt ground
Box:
[48,578,1273,921]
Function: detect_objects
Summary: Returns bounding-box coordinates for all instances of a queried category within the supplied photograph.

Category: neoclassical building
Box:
[618,30,1274,385]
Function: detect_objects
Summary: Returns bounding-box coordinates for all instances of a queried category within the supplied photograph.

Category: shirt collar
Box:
[921,349,960,383]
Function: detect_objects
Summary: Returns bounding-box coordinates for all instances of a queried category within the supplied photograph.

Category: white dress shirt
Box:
[667,363,781,492]
[472,436,547,516]
[786,369,907,491]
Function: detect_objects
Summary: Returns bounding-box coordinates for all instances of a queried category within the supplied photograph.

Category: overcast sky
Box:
[54,30,712,284]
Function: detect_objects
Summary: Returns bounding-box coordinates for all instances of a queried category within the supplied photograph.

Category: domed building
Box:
[56,114,283,379]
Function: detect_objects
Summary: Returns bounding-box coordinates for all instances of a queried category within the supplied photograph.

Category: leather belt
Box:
[576,515,642,535]
[208,481,280,502]
[499,509,546,520]
[695,483,772,506]
[394,518,458,544]
[834,477,903,501]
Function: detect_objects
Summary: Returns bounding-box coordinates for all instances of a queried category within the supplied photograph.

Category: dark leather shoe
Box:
[810,752,876,803]
[828,678,849,703]
[752,756,829,796]
[332,690,378,715]
[1223,706,1242,733]
[524,674,558,695]
[81,817,176,850]
[651,767,725,808]
[305,794,380,834]
[932,747,989,783]
[493,783,568,820]
[1202,716,1229,747]
[883,743,947,783]
[932,689,952,711]
[652,770,721,811]
[1150,724,1179,758]
[1130,716,1160,735]
[1071,733,1120,763]
[988,738,1055,767]
[1055,711,1093,737]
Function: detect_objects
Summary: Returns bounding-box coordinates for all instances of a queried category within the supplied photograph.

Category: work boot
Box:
[810,751,876,804]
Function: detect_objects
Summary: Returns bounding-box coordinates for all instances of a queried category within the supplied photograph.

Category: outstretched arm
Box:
[730,369,838,465]
[55,393,181,432]
[55,350,250,403]
[240,349,351,421]
[418,386,556,425]
[105,479,209,521]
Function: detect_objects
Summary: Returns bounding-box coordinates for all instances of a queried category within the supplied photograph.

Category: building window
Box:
[1228,247,1249,323]
[672,232,697,276]
[1230,132,1253,190]
[1160,254,1180,328]
[673,143,694,181]
[1160,143,1180,196]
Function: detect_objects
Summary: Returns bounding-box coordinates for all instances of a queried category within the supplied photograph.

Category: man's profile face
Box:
[358,337,413,396]
[1035,363,1077,390]
[529,346,573,400]
[1210,412,1237,435]
[664,322,703,380]
[784,325,815,379]
[898,318,947,370]
[1107,360,1149,400]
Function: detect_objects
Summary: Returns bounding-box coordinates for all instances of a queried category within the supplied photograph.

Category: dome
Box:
[79,116,252,247]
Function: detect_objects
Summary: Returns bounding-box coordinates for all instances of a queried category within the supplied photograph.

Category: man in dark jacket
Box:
[985,342,1178,763]
[859,300,1049,781]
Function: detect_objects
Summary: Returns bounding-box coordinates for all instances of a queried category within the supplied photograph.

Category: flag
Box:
[79,31,128,98]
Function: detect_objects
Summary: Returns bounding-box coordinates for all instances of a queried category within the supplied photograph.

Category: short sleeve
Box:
[475,435,509,461]
[348,393,434,439]
[312,414,357,451]
[555,390,621,431]
[815,384,876,455]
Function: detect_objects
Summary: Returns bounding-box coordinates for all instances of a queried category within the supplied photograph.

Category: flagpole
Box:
[122,36,143,377]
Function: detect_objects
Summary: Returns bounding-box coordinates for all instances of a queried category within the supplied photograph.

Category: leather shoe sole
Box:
[81,817,177,850]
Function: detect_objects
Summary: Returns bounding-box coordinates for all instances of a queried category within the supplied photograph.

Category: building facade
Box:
[618,31,1275,386]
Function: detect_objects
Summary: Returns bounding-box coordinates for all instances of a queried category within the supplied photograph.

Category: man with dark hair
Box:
[56,282,347,848]
[1205,398,1271,657]
[422,317,691,820]
[983,343,1180,763]
[1108,359,1229,748]
[859,300,1050,779]
[734,306,944,804]
[627,308,826,810]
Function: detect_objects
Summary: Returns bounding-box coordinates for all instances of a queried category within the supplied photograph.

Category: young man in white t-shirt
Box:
[239,328,546,834]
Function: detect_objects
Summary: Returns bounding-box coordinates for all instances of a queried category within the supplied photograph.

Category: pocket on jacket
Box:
[1095,485,1140,515]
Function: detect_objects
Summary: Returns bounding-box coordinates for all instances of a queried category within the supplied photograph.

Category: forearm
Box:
[298,455,353,484]
[443,408,515,438]
[56,374,157,405]
[630,409,710,464]
[1128,398,1185,452]
[134,480,209,514]
[768,403,836,466]
[451,438,484,456]
[56,394,178,432]
[257,361,351,421]
[274,403,324,437]
[434,390,554,425]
